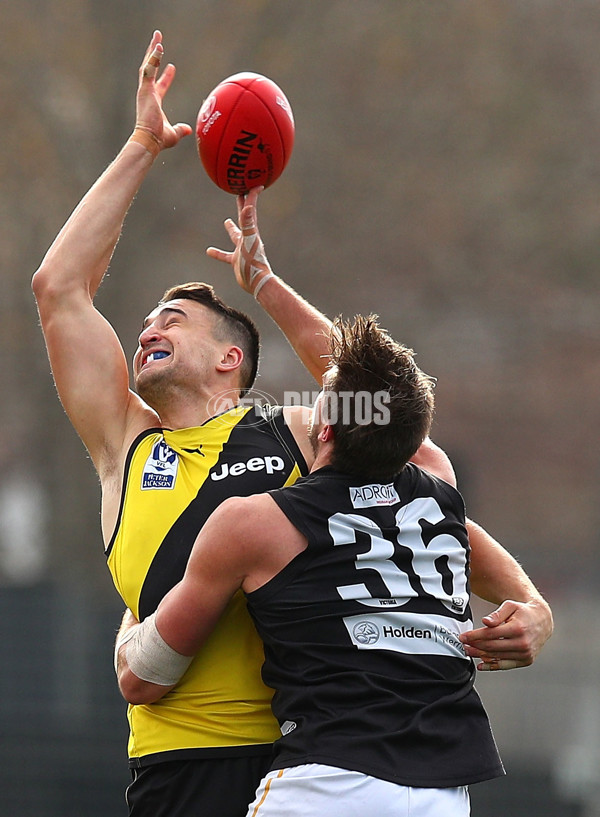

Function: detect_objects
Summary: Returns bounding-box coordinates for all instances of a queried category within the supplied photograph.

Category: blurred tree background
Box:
[1,1,598,814]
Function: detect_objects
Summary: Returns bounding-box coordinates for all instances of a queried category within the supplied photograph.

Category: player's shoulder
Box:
[208,493,289,568]
[212,492,282,528]
[250,402,309,428]
[403,462,466,518]
[246,402,314,469]
[281,404,314,467]
[409,437,456,487]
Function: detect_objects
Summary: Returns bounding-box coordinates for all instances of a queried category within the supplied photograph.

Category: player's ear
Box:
[318,424,334,443]
[216,346,244,373]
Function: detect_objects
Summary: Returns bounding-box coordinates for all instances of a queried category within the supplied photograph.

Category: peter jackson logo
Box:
[141,440,179,490]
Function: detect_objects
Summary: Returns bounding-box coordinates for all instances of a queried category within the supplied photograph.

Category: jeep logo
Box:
[210,455,285,481]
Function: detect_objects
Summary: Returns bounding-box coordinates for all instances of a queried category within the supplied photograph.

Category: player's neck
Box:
[156,387,243,430]
[309,445,334,474]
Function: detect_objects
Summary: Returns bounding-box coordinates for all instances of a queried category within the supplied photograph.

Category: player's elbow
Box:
[32,260,52,297]
[117,668,147,704]
[118,668,171,706]
[31,261,63,307]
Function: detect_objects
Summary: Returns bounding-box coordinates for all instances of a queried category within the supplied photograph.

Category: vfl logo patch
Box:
[141,440,179,490]
[350,483,400,509]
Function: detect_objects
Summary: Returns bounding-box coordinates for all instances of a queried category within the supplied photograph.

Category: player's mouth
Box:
[141,349,171,369]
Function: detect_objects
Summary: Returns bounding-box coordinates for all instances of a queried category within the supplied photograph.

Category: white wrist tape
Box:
[114,618,139,675]
[125,611,194,686]
[253,271,275,300]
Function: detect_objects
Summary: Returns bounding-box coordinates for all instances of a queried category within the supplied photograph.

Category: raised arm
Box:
[207,188,333,382]
[461,519,553,671]
[31,31,191,474]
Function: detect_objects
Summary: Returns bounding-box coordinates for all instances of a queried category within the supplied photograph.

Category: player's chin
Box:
[137,358,170,379]
[135,368,169,401]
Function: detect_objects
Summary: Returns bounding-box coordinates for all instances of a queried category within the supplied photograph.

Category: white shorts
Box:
[246,764,470,817]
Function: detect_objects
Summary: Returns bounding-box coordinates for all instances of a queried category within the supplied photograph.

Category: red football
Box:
[196,72,295,195]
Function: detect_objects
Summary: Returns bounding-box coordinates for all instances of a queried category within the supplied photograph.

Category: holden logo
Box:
[353,621,380,645]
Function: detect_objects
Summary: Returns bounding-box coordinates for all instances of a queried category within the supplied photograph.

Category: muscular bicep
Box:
[154,495,297,654]
[36,291,153,470]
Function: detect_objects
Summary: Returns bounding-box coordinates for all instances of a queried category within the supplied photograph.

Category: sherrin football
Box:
[196,72,295,195]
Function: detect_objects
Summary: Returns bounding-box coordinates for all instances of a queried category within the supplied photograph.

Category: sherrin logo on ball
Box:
[196,72,295,195]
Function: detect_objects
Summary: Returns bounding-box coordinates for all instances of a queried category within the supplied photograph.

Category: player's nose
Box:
[138,324,163,346]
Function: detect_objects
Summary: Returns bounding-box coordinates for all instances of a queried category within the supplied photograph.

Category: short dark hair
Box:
[326,315,435,480]
[160,282,260,395]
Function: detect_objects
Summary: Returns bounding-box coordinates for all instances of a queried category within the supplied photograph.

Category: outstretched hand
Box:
[133,30,192,153]
[459,598,553,671]
[206,187,275,298]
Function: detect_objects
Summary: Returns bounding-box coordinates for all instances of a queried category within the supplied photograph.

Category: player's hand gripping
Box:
[206,187,275,299]
[130,30,192,156]
[459,598,553,671]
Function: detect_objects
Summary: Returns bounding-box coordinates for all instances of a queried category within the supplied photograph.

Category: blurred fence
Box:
[0,584,129,815]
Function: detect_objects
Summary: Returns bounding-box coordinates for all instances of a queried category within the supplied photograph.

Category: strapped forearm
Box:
[120,611,193,687]
[255,274,333,382]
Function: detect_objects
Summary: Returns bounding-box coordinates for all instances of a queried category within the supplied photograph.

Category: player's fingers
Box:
[223,218,242,243]
[477,658,521,672]
[463,632,534,661]
[172,123,193,141]
[142,43,163,80]
[240,214,257,241]
[141,31,161,63]
[239,200,258,230]
[238,187,264,225]
[155,63,177,97]
[245,186,264,207]
[206,247,233,263]
[481,599,521,627]
[464,633,526,652]
[236,195,247,221]
[460,619,522,645]
[459,626,487,644]
[464,645,529,663]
